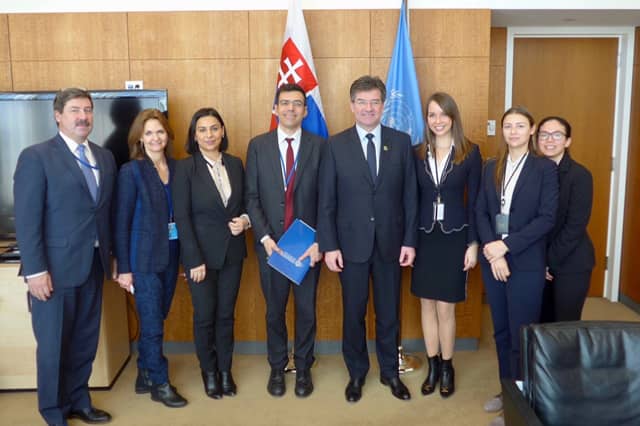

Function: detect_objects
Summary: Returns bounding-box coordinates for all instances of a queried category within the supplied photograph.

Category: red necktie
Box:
[284,137,295,230]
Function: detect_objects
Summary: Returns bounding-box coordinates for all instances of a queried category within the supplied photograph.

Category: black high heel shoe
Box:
[421,354,441,395]
[440,358,455,398]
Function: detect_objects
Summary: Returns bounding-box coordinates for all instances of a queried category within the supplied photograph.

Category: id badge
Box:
[495,214,509,235]
[168,222,178,240]
[433,202,445,221]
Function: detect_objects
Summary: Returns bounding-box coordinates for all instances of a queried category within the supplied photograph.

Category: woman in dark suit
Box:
[536,116,595,322]
[113,108,187,407]
[172,108,249,399]
[476,106,558,425]
[411,92,481,398]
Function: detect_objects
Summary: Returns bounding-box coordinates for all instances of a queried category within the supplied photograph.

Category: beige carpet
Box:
[2,298,638,426]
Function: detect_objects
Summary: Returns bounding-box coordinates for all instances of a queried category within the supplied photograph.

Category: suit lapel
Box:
[511,154,532,202]
[293,131,312,193]
[90,141,106,205]
[53,135,95,203]
[347,126,374,187]
[195,151,227,210]
[377,126,393,187]
[266,132,285,193]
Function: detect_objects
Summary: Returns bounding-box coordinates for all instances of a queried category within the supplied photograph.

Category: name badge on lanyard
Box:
[433,197,445,221]
[168,222,178,240]
[495,213,509,235]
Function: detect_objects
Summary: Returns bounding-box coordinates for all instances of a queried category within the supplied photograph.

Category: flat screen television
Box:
[0,89,169,240]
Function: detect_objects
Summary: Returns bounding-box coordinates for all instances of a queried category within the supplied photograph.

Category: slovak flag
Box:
[270,0,328,138]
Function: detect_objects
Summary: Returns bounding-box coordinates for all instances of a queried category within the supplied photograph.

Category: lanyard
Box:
[279,151,299,190]
[163,182,174,221]
[501,152,528,207]
[72,153,99,170]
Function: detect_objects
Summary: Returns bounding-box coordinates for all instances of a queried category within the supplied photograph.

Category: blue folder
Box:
[267,219,316,285]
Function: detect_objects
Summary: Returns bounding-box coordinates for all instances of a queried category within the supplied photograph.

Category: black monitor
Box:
[0,89,169,239]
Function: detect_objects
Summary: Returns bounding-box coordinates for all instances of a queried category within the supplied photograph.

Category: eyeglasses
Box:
[354,99,382,107]
[278,100,304,108]
[538,131,566,141]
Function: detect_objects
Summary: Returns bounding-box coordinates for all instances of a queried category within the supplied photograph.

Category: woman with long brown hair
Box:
[475,106,558,426]
[411,92,481,398]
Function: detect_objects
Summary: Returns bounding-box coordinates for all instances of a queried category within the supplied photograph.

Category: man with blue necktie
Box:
[13,88,117,426]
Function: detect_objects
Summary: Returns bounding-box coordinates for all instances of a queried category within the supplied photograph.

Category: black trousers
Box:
[31,249,104,426]
[339,246,401,380]
[187,259,243,373]
[257,249,320,371]
[540,270,592,323]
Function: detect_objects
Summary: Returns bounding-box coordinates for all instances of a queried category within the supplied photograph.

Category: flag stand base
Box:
[398,345,422,374]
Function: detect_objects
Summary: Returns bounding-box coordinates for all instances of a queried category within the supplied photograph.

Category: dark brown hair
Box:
[349,75,386,102]
[494,106,537,191]
[185,108,229,155]
[53,88,93,114]
[127,109,174,160]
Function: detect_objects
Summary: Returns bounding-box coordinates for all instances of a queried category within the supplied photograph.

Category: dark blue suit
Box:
[317,125,417,379]
[113,158,179,385]
[475,154,558,380]
[13,134,116,425]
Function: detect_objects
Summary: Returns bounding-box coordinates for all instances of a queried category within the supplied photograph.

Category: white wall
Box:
[1,0,639,13]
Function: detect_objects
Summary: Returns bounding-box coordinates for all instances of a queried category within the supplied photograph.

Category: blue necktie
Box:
[366,133,377,181]
[76,145,98,202]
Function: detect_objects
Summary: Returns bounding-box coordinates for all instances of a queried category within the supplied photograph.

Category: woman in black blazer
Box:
[536,116,595,322]
[113,109,187,407]
[476,107,558,424]
[172,108,249,399]
[411,92,481,398]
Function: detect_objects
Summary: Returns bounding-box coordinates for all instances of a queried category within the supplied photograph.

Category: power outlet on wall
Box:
[125,80,144,90]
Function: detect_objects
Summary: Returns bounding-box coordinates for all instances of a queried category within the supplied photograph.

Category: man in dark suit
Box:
[317,75,418,402]
[245,83,324,398]
[13,88,117,426]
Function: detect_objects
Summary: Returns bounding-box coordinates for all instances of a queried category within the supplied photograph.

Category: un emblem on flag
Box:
[382,89,416,140]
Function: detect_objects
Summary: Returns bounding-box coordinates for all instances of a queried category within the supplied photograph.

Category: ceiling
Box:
[492,9,640,27]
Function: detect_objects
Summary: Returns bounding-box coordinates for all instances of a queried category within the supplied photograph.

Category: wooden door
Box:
[512,37,618,297]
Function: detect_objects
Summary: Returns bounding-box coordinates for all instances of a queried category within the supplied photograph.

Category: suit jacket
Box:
[245,129,325,247]
[113,158,177,274]
[317,125,418,263]
[476,154,558,272]
[13,134,117,287]
[417,143,482,244]
[547,153,595,273]
[172,151,247,271]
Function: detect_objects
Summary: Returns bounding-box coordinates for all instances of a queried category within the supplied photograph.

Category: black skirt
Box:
[411,225,468,303]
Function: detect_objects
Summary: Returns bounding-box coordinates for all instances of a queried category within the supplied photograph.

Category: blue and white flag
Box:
[270,0,328,138]
[381,1,424,146]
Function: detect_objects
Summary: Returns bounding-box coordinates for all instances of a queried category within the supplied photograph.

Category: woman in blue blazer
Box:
[536,116,595,322]
[411,92,481,398]
[172,108,249,400]
[113,109,187,407]
[476,106,558,422]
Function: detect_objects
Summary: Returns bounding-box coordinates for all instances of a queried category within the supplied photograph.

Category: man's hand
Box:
[190,264,207,283]
[27,273,53,301]
[298,243,322,267]
[399,246,415,267]
[324,249,344,272]
[262,237,283,258]
[116,272,135,294]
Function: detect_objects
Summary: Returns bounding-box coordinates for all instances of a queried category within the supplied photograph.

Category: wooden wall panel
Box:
[0,61,11,91]
[11,61,129,91]
[130,59,251,161]
[5,9,491,345]
[488,28,507,158]
[306,10,371,58]
[619,27,640,303]
[249,11,286,59]
[0,15,9,62]
[128,12,249,60]
[8,14,128,61]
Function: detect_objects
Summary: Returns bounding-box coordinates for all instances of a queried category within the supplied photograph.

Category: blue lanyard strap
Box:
[279,151,298,190]
[72,153,99,170]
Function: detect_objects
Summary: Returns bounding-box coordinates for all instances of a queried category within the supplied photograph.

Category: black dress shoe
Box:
[135,368,152,394]
[220,371,237,396]
[267,368,286,397]
[380,376,411,400]
[294,369,314,398]
[345,377,365,403]
[151,383,188,408]
[421,354,441,395]
[68,407,112,424]
[201,370,222,399]
[440,358,455,398]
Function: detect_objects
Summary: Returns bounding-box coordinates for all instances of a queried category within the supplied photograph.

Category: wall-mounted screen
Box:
[0,89,169,239]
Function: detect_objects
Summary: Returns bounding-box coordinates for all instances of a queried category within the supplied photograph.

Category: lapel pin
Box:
[383,145,389,151]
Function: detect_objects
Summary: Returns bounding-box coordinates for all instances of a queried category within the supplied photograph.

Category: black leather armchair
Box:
[502,321,640,426]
